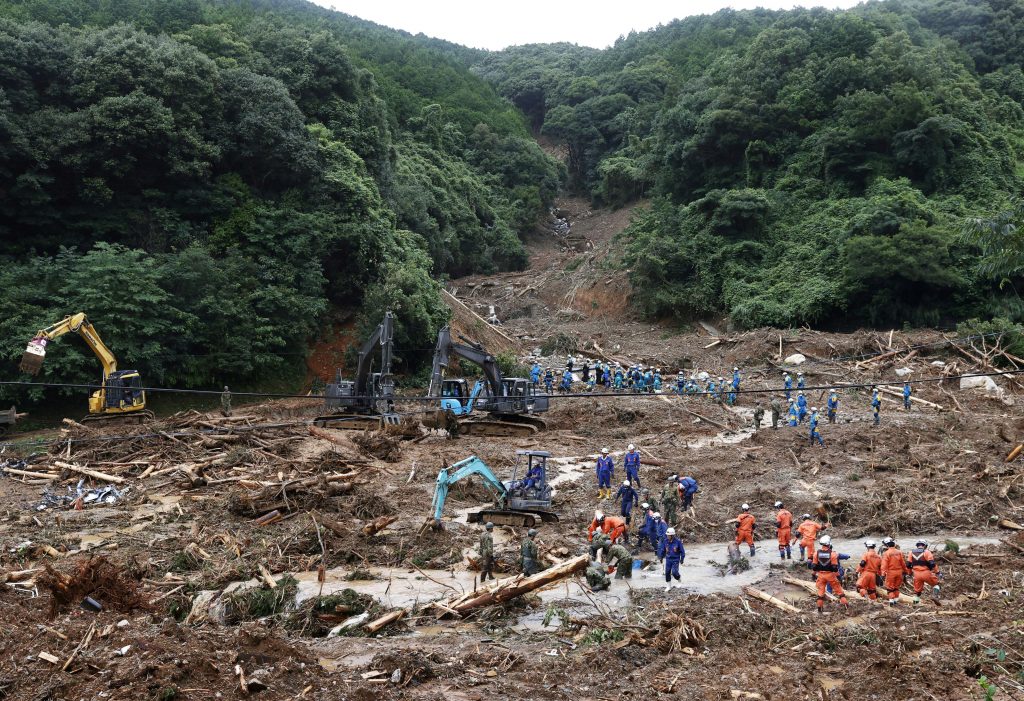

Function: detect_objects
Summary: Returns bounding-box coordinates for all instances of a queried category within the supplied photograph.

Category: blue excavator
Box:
[425,326,548,437]
[429,450,559,528]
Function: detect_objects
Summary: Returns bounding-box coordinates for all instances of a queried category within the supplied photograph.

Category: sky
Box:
[314,0,866,51]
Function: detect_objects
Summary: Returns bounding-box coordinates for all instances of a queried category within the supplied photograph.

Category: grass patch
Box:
[224,575,298,623]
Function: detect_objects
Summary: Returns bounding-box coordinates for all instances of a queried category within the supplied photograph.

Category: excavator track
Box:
[81,410,155,426]
[467,509,560,528]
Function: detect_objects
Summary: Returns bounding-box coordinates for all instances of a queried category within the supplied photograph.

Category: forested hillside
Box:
[473,0,1024,328]
[0,0,561,396]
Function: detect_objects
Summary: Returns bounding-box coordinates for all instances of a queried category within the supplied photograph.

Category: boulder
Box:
[784,353,806,365]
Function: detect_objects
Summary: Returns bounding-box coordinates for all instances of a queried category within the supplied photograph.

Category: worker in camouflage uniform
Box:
[478,522,495,583]
[589,531,612,561]
[521,529,541,575]
[220,386,232,417]
[608,542,633,579]
[770,396,782,429]
[660,476,678,525]
[753,402,764,431]
[586,560,610,591]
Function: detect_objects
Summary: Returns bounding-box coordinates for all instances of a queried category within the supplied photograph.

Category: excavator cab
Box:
[507,450,553,510]
[101,371,145,410]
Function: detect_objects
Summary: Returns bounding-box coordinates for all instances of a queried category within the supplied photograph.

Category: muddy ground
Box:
[2,200,1024,700]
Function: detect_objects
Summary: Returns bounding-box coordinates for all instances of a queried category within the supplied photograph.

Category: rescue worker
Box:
[809,407,825,447]
[903,381,912,410]
[770,396,782,429]
[220,386,232,417]
[797,372,805,391]
[586,560,611,591]
[787,398,799,427]
[727,385,736,407]
[613,365,624,390]
[753,402,764,431]
[589,531,612,561]
[645,368,656,393]
[566,355,575,373]
[775,501,793,560]
[636,503,656,551]
[678,474,698,511]
[544,367,554,393]
[797,392,808,423]
[609,542,633,579]
[560,367,573,392]
[530,362,541,386]
[520,529,540,576]
[718,376,728,406]
[826,389,839,424]
[784,372,793,400]
[589,510,628,544]
[879,536,910,605]
[734,504,756,557]
[602,364,611,387]
[732,366,741,391]
[871,386,881,425]
[810,535,849,613]
[595,448,614,500]
[907,539,941,602]
[478,522,495,583]
[675,371,686,395]
[662,527,685,591]
[587,511,606,542]
[796,514,826,561]
[660,476,679,525]
[855,539,882,601]
[624,444,641,487]
[614,480,639,530]
[652,512,668,559]
[582,361,590,385]
[706,377,717,400]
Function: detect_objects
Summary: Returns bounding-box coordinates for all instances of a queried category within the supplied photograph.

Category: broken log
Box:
[782,575,915,605]
[1,467,60,480]
[364,608,408,634]
[1006,445,1023,463]
[997,518,1024,531]
[361,516,398,536]
[308,425,350,445]
[682,408,729,430]
[446,555,588,614]
[1002,539,1024,555]
[855,348,902,368]
[877,386,943,410]
[788,449,802,470]
[53,461,125,484]
[743,586,800,613]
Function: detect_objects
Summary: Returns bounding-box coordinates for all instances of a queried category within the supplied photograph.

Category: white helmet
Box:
[594,511,604,520]
[864,539,876,548]
[733,366,738,371]
[802,513,812,520]
[601,448,609,454]
[811,407,817,412]
[641,502,650,509]
[627,444,636,451]
[819,535,832,546]
[653,512,662,519]
[798,371,803,376]
[719,376,724,381]
[774,501,783,508]
[741,503,750,511]
[623,480,630,487]
[916,539,928,548]
[666,527,676,536]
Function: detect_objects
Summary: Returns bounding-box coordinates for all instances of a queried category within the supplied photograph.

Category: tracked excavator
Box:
[313,312,401,430]
[429,451,559,528]
[425,326,548,437]
[19,313,153,424]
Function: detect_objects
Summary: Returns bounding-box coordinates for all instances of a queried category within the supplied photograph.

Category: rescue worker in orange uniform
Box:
[588,511,628,544]
[855,540,883,601]
[587,511,606,542]
[810,535,849,613]
[879,536,910,606]
[906,539,941,603]
[774,501,793,560]
[795,514,826,561]
[734,503,756,557]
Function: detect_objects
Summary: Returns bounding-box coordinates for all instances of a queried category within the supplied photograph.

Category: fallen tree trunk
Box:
[782,575,916,605]
[743,586,800,613]
[877,386,943,411]
[444,554,588,614]
[53,461,125,484]
[681,407,730,430]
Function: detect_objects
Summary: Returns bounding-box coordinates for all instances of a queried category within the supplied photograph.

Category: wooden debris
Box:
[682,407,729,430]
[363,607,408,634]
[253,510,283,527]
[743,586,800,613]
[361,516,398,536]
[1006,444,1023,463]
[38,651,60,664]
[877,386,943,410]
[1002,539,1024,554]
[2,467,60,480]
[997,518,1024,531]
[53,461,125,484]
[258,563,278,589]
[788,449,802,470]
[782,575,915,604]
[437,555,588,615]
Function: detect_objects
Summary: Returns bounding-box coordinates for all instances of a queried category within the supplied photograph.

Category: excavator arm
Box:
[427,326,504,400]
[20,313,118,377]
[430,455,509,525]
[350,312,394,397]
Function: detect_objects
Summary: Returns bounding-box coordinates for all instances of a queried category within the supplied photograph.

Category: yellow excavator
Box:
[19,313,154,424]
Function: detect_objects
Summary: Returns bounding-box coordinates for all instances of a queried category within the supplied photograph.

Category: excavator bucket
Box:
[19,338,47,375]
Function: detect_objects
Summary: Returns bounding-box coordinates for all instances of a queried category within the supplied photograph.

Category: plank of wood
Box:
[53,461,125,484]
[363,608,408,634]
[2,467,59,480]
